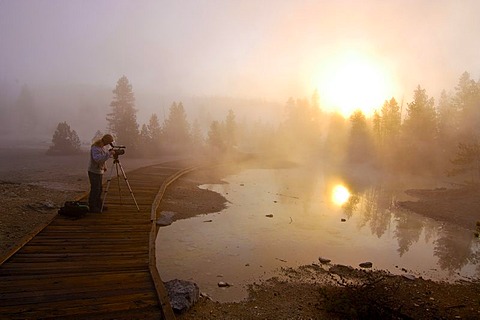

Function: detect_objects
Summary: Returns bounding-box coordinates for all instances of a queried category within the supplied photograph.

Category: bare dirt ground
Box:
[1,147,480,319]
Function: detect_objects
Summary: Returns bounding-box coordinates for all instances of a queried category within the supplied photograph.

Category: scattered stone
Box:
[200,292,212,300]
[41,200,56,209]
[218,281,232,287]
[156,211,176,226]
[329,264,354,275]
[164,279,199,313]
[203,219,213,223]
[402,274,416,281]
[245,263,250,266]
[341,218,346,222]
[359,262,373,268]
[265,214,273,218]
[318,257,331,264]
[240,183,244,186]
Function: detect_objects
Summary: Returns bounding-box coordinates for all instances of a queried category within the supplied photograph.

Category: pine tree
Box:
[402,85,438,172]
[163,102,191,150]
[403,86,437,142]
[224,109,237,149]
[139,124,151,144]
[437,90,459,158]
[147,113,162,145]
[207,120,225,151]
[347,110,374,164]
[106,76,139,150]
[448,141,480,183]
[381,98,401,145]
[453,72,480,139]
[375,98,402,169]
[47,121,81,155]
[190,119,204,153]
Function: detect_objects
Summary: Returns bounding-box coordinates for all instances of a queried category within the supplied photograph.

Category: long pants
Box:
[88,171,103,211]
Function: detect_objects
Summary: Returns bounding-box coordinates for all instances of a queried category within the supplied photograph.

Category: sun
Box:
[313,50,393,118]
[331,184,351,206]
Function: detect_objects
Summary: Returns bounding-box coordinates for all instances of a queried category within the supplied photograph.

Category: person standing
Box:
[88,134,114,213]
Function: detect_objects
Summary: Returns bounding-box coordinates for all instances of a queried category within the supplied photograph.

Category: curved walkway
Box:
[0,161,195,319]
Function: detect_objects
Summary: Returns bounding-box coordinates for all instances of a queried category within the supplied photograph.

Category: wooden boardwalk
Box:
[0,162,190,319]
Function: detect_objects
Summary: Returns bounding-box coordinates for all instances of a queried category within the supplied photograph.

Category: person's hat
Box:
[101,134,114,144]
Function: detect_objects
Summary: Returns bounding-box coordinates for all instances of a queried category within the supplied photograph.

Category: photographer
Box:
[88,134,115,213]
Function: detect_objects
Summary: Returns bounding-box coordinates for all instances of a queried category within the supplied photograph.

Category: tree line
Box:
[46,72,480,183]
[276,71,480,181]
[47,75,241,157]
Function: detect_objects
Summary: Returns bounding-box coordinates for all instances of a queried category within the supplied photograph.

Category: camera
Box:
[110,144,126,157]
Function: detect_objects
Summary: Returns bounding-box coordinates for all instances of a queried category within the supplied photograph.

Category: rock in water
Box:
[217,281,232,287]
[359,262,373,268]
[402,274,416,281]
[318,257,331,264]
[156,211,176,226]
[164,279,200,313]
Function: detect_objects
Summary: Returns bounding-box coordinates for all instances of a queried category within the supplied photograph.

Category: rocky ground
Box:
[1,147,480,319]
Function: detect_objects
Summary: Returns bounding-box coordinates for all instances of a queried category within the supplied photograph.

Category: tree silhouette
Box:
[347,110,374,164]
[47,121,81,155]
[381,98,401,145]
[454,72,480,139]
[207,120,225,151]
[437,90,459,163]
[106,76,139,150]
[163,102,191,151]
[280,97,323,158]
[137,113,163,155]
[190,119,204,153]
[448,141,480,182]
[402,85,438,172]
[224,109,237,150]
[147,113,162,145]
[373,98,402,169]
[139,124,151,145]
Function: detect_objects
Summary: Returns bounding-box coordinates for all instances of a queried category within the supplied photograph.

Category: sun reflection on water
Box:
[332,184,351,206]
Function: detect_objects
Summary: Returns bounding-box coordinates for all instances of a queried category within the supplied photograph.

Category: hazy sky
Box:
[1,0,480,107]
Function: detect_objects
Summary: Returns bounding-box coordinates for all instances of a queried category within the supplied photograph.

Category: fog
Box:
[1,0,480,149]
[2,1,480,306]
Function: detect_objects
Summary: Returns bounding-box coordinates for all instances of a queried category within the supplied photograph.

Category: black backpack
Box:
[58,201,89,218]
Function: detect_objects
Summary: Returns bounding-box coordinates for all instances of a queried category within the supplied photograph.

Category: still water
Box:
[156,165,480,302]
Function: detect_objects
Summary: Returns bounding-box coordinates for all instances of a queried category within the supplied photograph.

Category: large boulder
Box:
[156,211,176,226]
[164,279,200,313]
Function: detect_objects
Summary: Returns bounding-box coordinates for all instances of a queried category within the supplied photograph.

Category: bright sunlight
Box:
[331,184,351,206]
[314,50,394,118]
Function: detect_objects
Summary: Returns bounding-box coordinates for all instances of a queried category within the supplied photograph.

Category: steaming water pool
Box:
[156,165,480,302]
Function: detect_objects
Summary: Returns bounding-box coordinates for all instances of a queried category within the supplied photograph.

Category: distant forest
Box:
[1,72,480,181]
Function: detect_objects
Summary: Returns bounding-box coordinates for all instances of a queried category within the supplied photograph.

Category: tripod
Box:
[101,156,140,212]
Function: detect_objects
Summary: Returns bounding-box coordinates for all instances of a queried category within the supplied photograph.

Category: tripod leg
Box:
[101,163,117,212]
[115,162,122,204]
[117,162,140,211]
